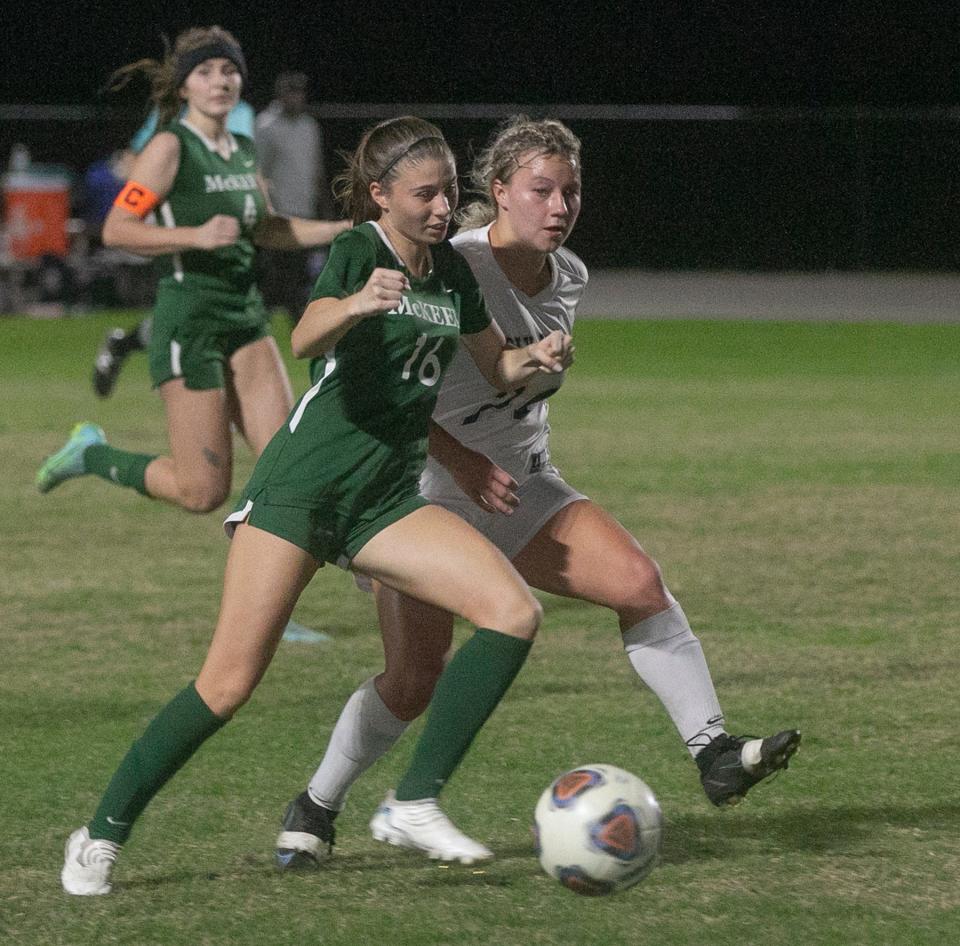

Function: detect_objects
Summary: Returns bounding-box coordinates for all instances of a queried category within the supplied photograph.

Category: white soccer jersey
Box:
[431,223,588,482]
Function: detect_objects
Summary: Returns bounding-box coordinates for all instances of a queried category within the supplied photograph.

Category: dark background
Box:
[7,3,960,107]
[5,3,960,269]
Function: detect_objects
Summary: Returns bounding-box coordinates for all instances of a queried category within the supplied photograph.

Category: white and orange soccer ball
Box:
[533,764,663,896]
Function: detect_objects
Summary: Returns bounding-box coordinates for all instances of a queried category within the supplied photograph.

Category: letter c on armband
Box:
[113,180,161,218]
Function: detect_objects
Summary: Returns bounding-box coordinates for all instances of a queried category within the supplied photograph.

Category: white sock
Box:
[622,602,725,758]
[307,677,410,811]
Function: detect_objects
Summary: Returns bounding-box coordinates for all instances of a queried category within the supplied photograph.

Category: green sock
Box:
[84,444,156,496]
[89,682,226,844]
[394,628,532,801]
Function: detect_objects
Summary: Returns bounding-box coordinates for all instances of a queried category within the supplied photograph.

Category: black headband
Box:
[174,41,248,89]
[377,135,446,182]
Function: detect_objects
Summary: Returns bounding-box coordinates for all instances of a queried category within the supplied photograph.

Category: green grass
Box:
[2,313,959,945]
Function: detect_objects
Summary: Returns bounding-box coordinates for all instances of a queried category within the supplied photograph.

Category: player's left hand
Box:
[449,448,519,515]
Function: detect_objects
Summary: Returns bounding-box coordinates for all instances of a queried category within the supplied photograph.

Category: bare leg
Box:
[311,500,673,817]
[143,380,234,513]
[356,506,540,850]
[222,336,323,640]
[513,499,724,753]
[70,524,318,891]
[512,499,671,628]
[374,586,454,720]
[353,505,539,636]
[196,523,319,715]
[315,499,672,796]
[226,336,294,456]
[283,506,540,865]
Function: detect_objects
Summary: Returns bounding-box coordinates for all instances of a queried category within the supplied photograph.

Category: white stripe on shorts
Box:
[223,498,253,540]
[170,340,183,377]
[289,352,337,433]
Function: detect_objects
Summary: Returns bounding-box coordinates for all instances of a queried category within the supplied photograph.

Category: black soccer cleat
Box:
[275,791,337,871]
[696,729,801,807]
[92,327,146,398]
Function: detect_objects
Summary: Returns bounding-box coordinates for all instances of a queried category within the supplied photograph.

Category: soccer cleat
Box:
[697,729,802,807]
[61,826,119,896]
[36,422,106,494]
[281,620,332,644]
[275,791,337,870]
[370,790,493,865]
[92,328,131,398]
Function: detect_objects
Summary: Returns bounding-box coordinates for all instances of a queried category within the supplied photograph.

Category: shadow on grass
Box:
[115,840,541,894]
[660,798,960,865]
[112,799,960,893]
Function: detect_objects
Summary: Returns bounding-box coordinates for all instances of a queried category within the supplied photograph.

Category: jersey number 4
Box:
[401,333,444,387]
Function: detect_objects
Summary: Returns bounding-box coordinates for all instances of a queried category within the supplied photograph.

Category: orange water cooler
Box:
[3,171,71,259]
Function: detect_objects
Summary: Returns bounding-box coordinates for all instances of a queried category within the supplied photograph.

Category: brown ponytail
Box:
[333,116,455,224]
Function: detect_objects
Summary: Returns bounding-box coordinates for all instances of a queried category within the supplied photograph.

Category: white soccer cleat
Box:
[61,826,119,896]
[370,791,493,865]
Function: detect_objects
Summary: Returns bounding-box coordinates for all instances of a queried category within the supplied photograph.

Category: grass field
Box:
[2,312,959,945]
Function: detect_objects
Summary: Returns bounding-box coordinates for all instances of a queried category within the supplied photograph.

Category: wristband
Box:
[114,180,161,218]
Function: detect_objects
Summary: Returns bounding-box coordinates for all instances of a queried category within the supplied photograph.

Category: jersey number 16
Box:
[401,333,444,387]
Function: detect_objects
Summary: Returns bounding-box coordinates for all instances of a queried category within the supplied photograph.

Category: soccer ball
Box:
[533,764,663,896]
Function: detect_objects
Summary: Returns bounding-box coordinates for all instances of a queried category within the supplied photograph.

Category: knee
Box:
[378,663,442,721]
[486,588,542,640]
[179,479,230,514]
[524,596,545,636]
[618,553,672,623]
[197,674,256,718]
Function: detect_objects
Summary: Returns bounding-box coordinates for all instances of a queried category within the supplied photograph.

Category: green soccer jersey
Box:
[231,222,490,562]
[299,220,488,445]
[155,120,266,292]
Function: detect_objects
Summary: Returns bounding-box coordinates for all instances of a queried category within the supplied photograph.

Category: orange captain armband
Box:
[114,180,161,218]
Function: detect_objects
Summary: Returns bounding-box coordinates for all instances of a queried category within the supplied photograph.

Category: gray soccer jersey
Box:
[436,223,588,481]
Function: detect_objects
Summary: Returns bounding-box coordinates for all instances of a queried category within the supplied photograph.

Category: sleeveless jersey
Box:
[244,221,490,511]
[154,120,266,292]
[432,223,588,482]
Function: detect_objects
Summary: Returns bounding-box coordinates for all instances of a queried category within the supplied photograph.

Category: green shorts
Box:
[223,486,429,567]
[149,280,270,390]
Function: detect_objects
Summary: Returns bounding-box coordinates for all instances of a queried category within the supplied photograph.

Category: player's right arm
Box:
[291,267,409,359]
[101,132,239,256]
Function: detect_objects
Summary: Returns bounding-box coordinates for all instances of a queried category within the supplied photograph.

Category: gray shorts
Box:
[351,461,588,593]
[420,459,588,561]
